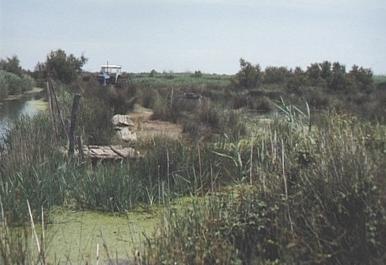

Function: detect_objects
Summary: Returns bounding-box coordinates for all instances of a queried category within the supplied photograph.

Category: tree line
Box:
[234,58,375,91]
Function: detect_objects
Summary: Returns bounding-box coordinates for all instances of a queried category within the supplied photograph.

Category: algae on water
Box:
[44,208,159,263]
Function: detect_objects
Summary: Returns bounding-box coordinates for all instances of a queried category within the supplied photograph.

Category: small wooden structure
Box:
[83,145,141,160]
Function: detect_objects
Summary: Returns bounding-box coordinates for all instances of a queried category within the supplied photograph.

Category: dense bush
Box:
[263,66,290,84]
[40,49,87,84]
[0,56,23,77]
[0,70,35,98]
[79,96,115,145]
[0,71,9,98]
[233,58,262,88]
[191,70,203,78]
[143,189,278,265]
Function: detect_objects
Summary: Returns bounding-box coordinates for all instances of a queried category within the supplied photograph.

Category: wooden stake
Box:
[68,94,81,156]
[48,78,69,141]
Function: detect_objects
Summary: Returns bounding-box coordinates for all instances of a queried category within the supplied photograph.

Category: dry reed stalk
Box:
[249,136,254,185]
[281,139,294,234]
[96,243,99,265]
[27,200,40,253]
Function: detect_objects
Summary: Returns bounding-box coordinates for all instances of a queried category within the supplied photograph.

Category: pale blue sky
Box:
[0,0,385,74]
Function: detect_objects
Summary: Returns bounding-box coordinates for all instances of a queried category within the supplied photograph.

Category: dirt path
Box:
[128,104,183,141]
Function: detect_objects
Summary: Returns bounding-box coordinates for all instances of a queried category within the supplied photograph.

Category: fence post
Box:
[68,94,81,156]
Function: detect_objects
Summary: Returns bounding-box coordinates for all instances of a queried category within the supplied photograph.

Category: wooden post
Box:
[77,136,84,160]
[48,78,69,141]
[68,94,81,156]
[46,81,57,136]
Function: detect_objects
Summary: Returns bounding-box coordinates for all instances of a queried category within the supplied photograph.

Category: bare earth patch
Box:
[128,104,183,140]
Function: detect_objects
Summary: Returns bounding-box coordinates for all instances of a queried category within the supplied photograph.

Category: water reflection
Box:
[0,94,48,138]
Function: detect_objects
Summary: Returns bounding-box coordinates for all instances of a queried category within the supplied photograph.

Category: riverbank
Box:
[0,87,44,102]
[0,87,48,138]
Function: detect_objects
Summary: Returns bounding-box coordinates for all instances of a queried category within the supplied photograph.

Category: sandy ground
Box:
[128,104,183,141]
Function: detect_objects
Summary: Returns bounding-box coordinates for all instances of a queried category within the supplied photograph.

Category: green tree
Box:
[319,61,332,81]
[306,63,321,81]
[287,67,307,91]
[263,66,290,84]
[0,56,23,77]
[347,65,374,91]
[234,58,262,88]
[149,69,158,77]
[329,62,346,90]
[43,49,87,84]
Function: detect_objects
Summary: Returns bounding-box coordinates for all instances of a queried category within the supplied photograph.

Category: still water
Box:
[0,93,48,138]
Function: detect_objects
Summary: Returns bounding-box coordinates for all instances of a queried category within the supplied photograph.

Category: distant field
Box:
[374,75,386,84]
[128,72,231,89]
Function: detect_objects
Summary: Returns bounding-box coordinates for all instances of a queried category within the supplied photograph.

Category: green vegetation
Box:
[0,56,24,77]
[129,71,230,90]
[1,53,386,264]
[374,75,386,85]
[144,113,386,265]
[34,49,87,85]
[0,56,35,99]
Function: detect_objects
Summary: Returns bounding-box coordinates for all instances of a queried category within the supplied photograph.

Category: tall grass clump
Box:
[0,114,66,223]
[0,202,48,265]
[0,216,32,265]
[79,96,115,145]
[143,188,279,265]
[67,135,250,211]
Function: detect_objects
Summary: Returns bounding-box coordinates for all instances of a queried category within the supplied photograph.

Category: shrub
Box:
[306,63,322,82]
[191,70,203,78]
[251,96,274,113]
[149,69,158,77]
[143,189,279,265]
[233,93,274,113]
[138,87,160,109]
[328,62,347,90]
[347,65,374,91]
[232,93,248,109]
[233,58,262,89]
[0,71,9,98]
[0,70,34,97]
[79,96,115,145]
[43,49,87,84]
[263,66,290,84]
[220,110,247,140]
[198,100,221,129]
[152,95,178,122]
[303,88,330,109]
[0,56,23,77]
[20,74,35,92]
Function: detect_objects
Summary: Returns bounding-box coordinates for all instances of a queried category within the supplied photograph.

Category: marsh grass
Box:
[0,112,248,222]
[1,87,386,264]
[143,111,386,265]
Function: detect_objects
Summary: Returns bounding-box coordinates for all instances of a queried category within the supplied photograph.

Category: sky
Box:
[0,0,385,74]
